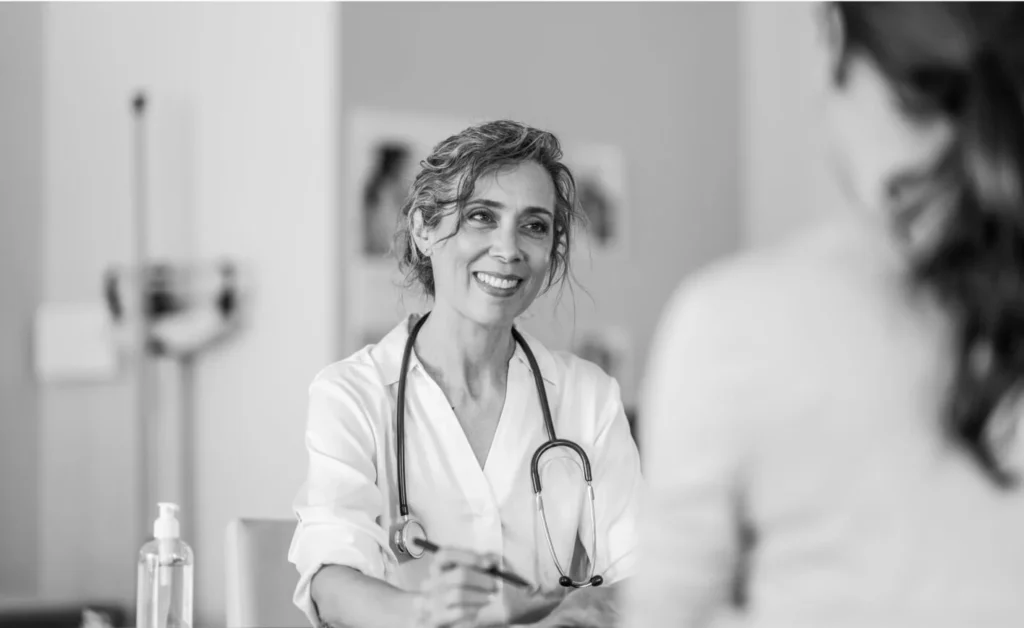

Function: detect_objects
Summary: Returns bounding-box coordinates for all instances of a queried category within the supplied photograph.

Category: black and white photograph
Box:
[348,109,467,261]
[360,141,412,258]
[564,143,628,255]
[7,4,1023,628]
[344,109,469,353]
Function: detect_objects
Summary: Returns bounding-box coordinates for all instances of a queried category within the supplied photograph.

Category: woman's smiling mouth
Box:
[473,271,523,296]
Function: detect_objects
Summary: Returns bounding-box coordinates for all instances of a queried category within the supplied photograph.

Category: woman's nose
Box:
[489,224,523,263]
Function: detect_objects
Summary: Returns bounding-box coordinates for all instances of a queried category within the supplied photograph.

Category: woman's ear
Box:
[411,209,433,258]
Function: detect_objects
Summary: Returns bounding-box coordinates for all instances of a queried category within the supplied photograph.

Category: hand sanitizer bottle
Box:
[136,503,194,628]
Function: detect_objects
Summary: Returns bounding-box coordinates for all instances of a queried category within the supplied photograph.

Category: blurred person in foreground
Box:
[289,120,641,628]
[623,3,1024,627]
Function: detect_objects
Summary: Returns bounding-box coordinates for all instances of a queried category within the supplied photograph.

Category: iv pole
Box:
[131,92,155,549]
[123,91,241,552]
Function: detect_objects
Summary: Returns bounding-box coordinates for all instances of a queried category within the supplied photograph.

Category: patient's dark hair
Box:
[835,2,1024,487]
[393,120,583,299]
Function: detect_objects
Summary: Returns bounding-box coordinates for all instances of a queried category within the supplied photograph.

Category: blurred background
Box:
[0,2,845,627]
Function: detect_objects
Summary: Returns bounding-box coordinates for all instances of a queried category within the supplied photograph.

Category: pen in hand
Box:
[412,538,536,591]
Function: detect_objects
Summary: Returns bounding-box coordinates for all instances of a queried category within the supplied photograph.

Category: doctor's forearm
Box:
[529,582,624,628]
[310,564,418,628]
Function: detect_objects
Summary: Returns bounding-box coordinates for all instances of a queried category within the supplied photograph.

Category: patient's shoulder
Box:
[678,220,892,323]
[655,219,904,377]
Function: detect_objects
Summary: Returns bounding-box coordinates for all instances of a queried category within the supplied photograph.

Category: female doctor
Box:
[288,120,642,628]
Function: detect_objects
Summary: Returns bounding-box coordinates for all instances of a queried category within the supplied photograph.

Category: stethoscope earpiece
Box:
[558,574,603,589]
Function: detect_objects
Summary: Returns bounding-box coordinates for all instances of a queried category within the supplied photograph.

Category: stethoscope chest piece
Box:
[391,514,427,559]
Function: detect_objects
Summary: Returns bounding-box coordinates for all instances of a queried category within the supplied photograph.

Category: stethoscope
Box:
[390,312,604,589]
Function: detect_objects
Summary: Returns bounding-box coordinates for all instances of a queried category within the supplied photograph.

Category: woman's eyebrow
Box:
[467,198,554,218]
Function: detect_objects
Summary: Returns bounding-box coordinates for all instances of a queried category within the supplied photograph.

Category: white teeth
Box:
[476,272,519,290]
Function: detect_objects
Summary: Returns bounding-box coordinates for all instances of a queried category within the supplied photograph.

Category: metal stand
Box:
[113,90,243,553]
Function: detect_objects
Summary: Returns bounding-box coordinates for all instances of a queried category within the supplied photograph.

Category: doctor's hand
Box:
[500,584,567,625]
[410,547,501,628]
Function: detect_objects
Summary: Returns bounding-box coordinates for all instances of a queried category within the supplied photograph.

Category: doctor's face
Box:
[420,161,556,329]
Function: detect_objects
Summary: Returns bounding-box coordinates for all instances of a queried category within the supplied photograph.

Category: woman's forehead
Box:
[461,162,556,208]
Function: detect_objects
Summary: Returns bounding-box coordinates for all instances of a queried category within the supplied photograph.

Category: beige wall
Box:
[0,1,43,597]
[340,2,743,406]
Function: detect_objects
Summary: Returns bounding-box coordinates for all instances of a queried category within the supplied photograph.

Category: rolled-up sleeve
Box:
[621,277,754,628]
[584,374,644,585]
[288,367,392,627]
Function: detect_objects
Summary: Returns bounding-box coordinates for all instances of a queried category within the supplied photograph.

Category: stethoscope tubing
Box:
[395,311,601,587]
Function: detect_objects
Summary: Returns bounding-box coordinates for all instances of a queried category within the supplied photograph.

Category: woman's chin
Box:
[465,294,536,328]
[463,305,525,331]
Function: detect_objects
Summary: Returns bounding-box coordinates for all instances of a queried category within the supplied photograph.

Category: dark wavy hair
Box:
[835,2,1024,487]
[393,120,584,299]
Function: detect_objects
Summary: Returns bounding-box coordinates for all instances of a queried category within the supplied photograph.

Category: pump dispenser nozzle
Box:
[154,502,180,540]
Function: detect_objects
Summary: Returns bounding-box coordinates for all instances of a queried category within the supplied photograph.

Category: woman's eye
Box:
[524,221,550,235]
[467,211,494,224]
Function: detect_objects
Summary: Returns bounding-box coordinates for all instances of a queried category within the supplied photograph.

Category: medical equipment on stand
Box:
[391,312,604,589]
[103,90,243,552]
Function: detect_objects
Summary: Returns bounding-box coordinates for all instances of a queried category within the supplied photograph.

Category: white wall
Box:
[0,2,43,598]
[739,2,846,247]
[41,4,338,625]
[340,2,743,407]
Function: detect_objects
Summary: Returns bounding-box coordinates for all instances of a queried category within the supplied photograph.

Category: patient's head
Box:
[827,2,1024,486]
[824,3,1024,247]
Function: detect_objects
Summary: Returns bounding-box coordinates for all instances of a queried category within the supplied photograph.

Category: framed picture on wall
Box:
[359,140,414,259]
[563,143,628,257]
[348,109,472,262]
[344,108,473,353]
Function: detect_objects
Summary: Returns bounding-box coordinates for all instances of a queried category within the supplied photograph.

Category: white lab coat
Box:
[288,315,642,626]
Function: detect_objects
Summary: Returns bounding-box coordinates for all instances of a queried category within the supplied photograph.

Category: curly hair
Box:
[391,120,584,299]
[836,2,1024,487]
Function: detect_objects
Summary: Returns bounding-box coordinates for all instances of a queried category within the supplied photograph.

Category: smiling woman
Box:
[288,120,642,628]
[407,161,561,329]
[393,119,584,305]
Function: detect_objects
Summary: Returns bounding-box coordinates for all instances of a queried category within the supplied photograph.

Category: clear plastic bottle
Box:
[136,503,193,628]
